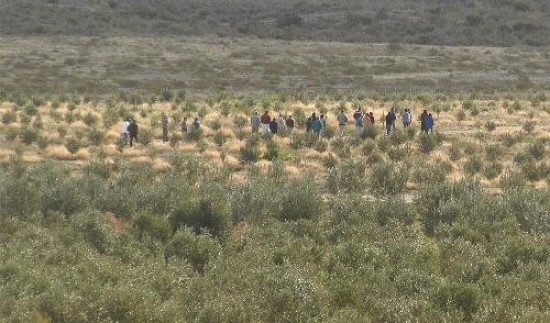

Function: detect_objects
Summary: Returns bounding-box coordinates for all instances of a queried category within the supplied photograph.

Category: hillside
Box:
[1,0,550,46]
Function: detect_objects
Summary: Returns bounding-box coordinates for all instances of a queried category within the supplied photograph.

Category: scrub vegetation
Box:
[1,90,550,321]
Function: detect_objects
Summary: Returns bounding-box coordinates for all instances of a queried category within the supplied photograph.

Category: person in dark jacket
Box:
[269,118,278,134]
[285,115,295,133]
[127,119,138,147]
[385,108,397,135]
[420,110,429,133]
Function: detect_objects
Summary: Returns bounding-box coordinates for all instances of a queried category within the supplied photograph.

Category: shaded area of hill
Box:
[1,0,550,46]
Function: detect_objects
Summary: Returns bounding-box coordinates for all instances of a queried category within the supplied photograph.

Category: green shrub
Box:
[326,159,368,194]
[369,161,409,196]
[169,199,230,238]
[484,120,497,132]
[65,137,82,155]
[2,110,17,124]
[87,127,105,146]
[165,228,221,272]
[522,120,535,134]
[83,112,98,126]
[417,132,443,154]
[278,178,323,221]
[19,127,38,145]
[464,155,483,176]
[186,127,203,142]
[482,162,503,180]
[528,141,545,160]
[133,213,171,243]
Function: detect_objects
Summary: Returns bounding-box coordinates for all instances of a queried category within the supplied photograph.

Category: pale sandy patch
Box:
[130,155,152,165]
[152,158,171,172]
[0,148,13,159]
[22,152,43,163]
[47,145,72,160]
[284,165,299,177]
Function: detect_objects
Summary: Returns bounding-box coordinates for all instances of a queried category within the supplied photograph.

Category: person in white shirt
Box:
[122,118,130,145]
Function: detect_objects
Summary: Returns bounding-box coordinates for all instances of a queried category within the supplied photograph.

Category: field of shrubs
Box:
[1,89,550,322]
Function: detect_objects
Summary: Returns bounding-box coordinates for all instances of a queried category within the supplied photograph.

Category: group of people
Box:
[121,118,139,147]
[250,107,436,138]
[163,112,201,143]
[122,106,436,147]
[251,111,296,135]
[419,110,435,133]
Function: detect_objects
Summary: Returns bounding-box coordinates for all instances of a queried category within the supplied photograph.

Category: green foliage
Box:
[65,137,82,155]
[278,178,323,221]
[369,161,409,196]
[165,228,221,272]
[417,132,443,154]
[169,199,230,239]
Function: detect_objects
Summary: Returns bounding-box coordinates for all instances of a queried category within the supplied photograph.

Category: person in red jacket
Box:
[260,111,271,135]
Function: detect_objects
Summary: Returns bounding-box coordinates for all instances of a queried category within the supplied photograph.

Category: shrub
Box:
[213,131,226,147]
[19,127,38,145]
[133,213,171,243]
[165,228,221,272]
[0,176,40,218]
[83,112,98,126]
[369,161,409,196]
[278,178,323,221]
[484,120,497,132]
[169,199,230,239]
[186,127,203,142]
[209,119,222,131]
[240,140,260,163]
[2,110,17,124]
[65,137,82,155]
[417,132,443,154]
[464,155,483,176]
[485,144,503,162]
[483,162,503,180]
[87,128,105,146]
[522,120,535,134]
[139,128,153,146]
[528,141,545,160]
[326,159,368,194]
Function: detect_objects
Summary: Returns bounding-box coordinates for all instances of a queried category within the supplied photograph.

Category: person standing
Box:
[127,119,138,147]
[353,109,364,135]
[122,118,130,145]
[181,117,188,135]
[269,117,278,134]
[260,111,271,135]
[276,115,286,132]
[285,115,295,134]
[420,109,429,133]
[426,113,434,133]
[385,108,397,135]
[311,115,322,138]
[251,111,261,134]
[337,109,348,137]
[193,117,201,129]
[402,108,411,128]
[162,112,169,142]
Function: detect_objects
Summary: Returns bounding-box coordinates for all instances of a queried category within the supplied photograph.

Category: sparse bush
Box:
[522,120,535,134]
[417,132,443,154]
[19,127,38,145]
[2,110,17,124]
[65,137,82,155]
